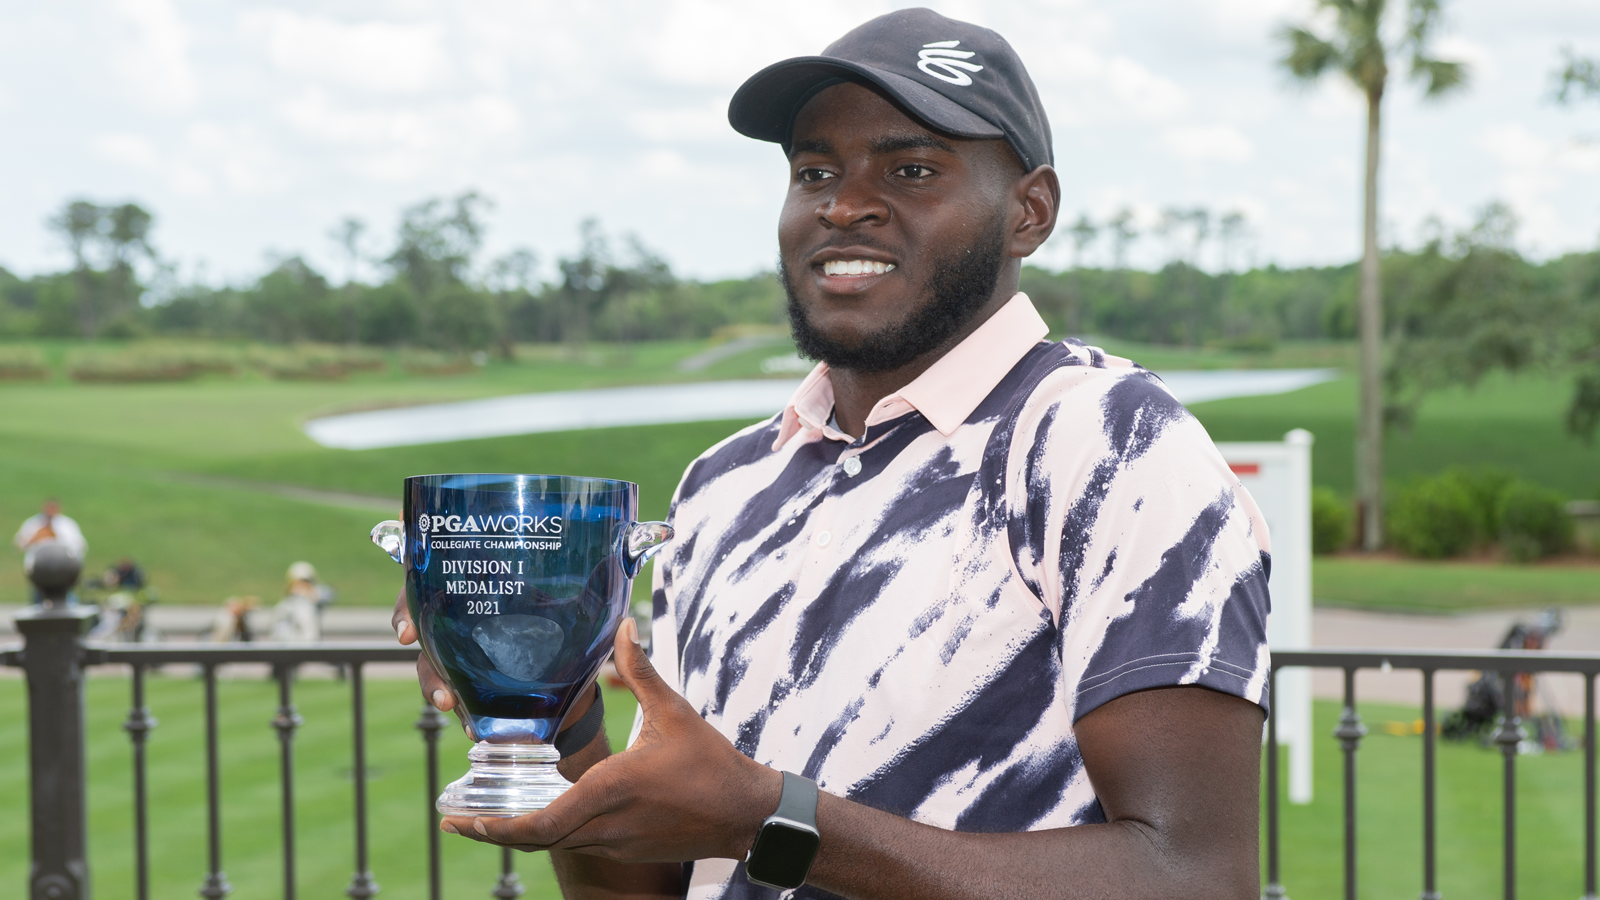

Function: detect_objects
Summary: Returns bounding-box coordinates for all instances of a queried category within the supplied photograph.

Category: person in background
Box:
[209,596,259,643]
[103,557,146,591]
[271,561,334,642]
[14,498,88,561]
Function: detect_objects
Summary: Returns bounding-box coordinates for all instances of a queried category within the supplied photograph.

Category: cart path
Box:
[6,603,1595,717]
[1312,606,1600,717]
[302,369,1340,451]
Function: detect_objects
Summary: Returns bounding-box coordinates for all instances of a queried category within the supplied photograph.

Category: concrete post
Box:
[16,604,99,900]
[17,540,96,900]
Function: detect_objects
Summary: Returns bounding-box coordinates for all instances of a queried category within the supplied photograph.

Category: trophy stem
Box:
[437,742,571,817]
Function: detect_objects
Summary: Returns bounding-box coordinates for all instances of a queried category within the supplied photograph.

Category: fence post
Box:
[16,603,99,900]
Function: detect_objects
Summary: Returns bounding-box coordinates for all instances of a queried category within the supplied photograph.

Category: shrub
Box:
[1388,475,1482,558]
[1496,481,1575,562]
[1311,487,1351,554]
[247,344,385,380]
[66,345,238,383]
[1442,466,1515,540]
[0,345,49,380]
[399,349,474,376]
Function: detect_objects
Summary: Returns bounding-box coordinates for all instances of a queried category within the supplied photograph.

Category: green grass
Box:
[3,681,1592,898]
[0,337,1596,613]
[1188,370,1600,502]
[1311,556,1600,613]
[0,674,643,900]
[1269,700,1593,899]
[1185,371,1600,611]
[0,336,788,608]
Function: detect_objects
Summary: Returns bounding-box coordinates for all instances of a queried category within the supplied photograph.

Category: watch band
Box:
[772,770,819,827]
[554,685,604,759]
[745,771,821,890]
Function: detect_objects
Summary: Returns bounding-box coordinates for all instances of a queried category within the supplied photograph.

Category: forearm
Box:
[806,794,1253,900]
[551,728,681,900]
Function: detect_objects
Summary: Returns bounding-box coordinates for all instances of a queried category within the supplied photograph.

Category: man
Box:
[395,9,1270,899]
[14,498,88,561]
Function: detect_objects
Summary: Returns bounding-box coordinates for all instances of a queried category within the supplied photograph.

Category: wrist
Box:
[725,761,784,860]
[744,770,823,890]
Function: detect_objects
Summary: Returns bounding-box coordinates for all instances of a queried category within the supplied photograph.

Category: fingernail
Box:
[626,618,642,647]
[432,689,450,709]
[396,621,409,642]
[441,822,457,834]
[473,819,488,836]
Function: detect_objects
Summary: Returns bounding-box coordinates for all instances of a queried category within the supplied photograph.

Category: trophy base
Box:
[437,741,571,817]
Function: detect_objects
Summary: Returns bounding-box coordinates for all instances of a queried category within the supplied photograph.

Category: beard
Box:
[779,214,1008,374]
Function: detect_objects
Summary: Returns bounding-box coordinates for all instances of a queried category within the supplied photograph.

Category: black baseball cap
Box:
[728,8,1052,171]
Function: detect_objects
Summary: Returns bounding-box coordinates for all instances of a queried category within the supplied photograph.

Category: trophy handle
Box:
[622,521,674,578]
[371,520,405,565]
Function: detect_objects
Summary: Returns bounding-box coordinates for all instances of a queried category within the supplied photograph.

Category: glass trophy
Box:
[371,474,671,817]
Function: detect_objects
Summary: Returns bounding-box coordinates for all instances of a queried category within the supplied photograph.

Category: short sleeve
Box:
[1009,369,1272,722]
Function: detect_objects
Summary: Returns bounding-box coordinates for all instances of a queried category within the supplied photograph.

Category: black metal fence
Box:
[1266,648,1600,900]
[3,604,528,900]
[11,605,1600,900]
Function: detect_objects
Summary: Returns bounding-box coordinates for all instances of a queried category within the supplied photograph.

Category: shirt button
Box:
[815,530,832,547]
[842,457,862,477]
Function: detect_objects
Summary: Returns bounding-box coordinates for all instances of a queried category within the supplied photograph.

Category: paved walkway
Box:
[4,602,1593,714]
[1312,606,1600,717]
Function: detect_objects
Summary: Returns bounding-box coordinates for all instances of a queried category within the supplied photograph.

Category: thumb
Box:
[614,617,673,714]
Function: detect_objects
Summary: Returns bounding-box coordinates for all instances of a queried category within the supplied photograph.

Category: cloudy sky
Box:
[0,0,1595,286]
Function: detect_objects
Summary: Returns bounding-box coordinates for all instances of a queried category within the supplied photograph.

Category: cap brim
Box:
[728,56,1004,149]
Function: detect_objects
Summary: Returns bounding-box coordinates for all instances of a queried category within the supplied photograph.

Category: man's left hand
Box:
[441,618,781,863]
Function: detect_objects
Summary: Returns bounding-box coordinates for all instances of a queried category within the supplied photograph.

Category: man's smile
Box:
[820,259,896,276]
[808,245,901,294]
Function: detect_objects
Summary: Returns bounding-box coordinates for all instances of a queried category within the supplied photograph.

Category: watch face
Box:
[746,820,821,889]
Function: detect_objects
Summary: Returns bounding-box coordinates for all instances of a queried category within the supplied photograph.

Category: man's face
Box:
[42,501,60,517]
[778,82,1020,373]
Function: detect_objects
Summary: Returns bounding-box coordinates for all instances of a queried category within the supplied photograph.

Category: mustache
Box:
[796,235,903,265]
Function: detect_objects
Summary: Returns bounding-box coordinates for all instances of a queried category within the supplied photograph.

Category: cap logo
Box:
[917,40,983,87]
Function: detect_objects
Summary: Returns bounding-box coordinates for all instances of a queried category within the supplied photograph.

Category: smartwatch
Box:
[745,770,821,890]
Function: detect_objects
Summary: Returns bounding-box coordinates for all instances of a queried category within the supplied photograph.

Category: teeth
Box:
[822,260,895,276]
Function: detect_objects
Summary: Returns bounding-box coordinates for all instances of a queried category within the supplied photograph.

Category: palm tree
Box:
[1277,0,1468,551]
[105,203,154,322]
[48,200,107,338]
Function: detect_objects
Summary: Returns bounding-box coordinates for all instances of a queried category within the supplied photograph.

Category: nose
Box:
[817,171,889,230]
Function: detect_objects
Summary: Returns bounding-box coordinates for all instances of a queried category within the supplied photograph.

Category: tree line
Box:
[0,192,1596,441]
[0,193,789,352]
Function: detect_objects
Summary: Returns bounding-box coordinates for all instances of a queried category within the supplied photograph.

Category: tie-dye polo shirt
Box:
[647,293,1272,898]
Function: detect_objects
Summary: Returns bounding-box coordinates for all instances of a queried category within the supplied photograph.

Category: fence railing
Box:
[2,603,529,900]
[1266,648,1600,900]
[11,605,1600,900]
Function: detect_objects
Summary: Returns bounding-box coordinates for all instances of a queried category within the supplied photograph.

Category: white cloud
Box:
[1161,124,1254,162]
[629,101,730,144]
[182,123,291,194]
[2,0,1597,281]
[1104,56,1189,120]
[92,133,162,170]
[112,0,196,112]
[242,10,450,93]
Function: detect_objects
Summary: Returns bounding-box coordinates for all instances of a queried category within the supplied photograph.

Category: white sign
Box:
[1218,430,1314,804]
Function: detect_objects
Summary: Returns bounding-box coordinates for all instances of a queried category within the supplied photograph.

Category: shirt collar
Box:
[772,292,1049,450]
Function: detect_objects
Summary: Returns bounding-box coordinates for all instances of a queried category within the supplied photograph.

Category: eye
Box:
[894,164,936,180]
[796,167,835,184]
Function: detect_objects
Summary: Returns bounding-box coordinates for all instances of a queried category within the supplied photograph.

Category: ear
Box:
[1008,165,1060,259]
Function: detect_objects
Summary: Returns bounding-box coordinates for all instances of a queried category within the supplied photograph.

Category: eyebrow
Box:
[870,134,957,155]
[787,133,958,160]
[788,138,833,158]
